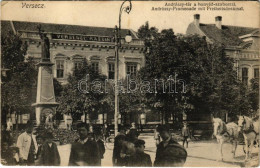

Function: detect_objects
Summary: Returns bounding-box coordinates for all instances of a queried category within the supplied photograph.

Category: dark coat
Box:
[69,139,100,166]
[127,152,152,167]
[97,139,105,159]
[38,142,60,166]
[154,139,187,167]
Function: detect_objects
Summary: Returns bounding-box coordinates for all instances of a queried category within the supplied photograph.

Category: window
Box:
[254,68,259,79]
[56,60,64,78]
[92,62,99,73]
[127,63,137,77]
[108,63,115,79]
[74,62,83,70]
[242,68,248,85]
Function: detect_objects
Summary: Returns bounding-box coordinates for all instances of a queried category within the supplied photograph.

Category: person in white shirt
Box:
[6,118,13,131]
[16,122,38,165]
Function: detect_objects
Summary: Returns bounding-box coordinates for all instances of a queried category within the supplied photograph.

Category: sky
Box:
[1,1,259,34]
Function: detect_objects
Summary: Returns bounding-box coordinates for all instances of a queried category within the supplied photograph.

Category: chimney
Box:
[194,14,200,27]
[215,16,222,29]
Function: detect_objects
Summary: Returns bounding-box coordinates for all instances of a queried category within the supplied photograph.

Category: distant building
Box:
[187,14,259,86]
[186,14,259,132]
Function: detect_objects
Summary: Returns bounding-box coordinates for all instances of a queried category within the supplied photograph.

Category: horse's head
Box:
[213,118,222,137]
[237,115,246,132]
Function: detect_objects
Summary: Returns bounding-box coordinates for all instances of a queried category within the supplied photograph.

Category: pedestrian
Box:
[37,132,60,166]
[154,124,161,146]
[16,122,38,166]
[127,139,152,167]
[1,142,19,165]
[127,124,139,142]
[182,123,190,148]
[103,123,110,141]
[117,126,126,136]
[154,124,187,167]
[120,130,137,166]
[6,118,13,131]
[88,124,96,141]
[95,129,105,165]
[69,122,100,166]
[112,134,126,166]
[2,125,13,147]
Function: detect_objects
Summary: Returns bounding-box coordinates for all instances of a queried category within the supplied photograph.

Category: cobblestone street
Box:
[57,134,259,167]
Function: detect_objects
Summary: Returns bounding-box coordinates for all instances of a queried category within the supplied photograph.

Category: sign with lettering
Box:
[52,34,114,43]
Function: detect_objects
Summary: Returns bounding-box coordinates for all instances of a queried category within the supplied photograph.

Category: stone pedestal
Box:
[32,61,59,126]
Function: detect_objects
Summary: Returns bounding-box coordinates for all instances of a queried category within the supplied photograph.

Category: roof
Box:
[186,21,259,46]
[1,20,139,39]
[199,23,258,46]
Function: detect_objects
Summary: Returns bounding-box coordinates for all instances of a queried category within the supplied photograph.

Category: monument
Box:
[32,25,59,126]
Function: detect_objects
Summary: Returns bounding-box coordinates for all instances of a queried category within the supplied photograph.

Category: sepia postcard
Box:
[1,1,259,167]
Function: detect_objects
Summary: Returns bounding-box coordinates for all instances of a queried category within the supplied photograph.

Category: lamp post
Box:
[114,0,132,136]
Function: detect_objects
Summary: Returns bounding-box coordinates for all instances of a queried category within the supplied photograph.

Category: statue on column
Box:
[37,25,50,61]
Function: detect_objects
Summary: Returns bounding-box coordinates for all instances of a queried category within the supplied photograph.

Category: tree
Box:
[1,32,38,128]
[1,31,26,72]
[137,23,251,124]
[56,59,107,122]
[248,78,259,114]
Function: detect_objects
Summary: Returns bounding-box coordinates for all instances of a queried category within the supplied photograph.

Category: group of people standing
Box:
[113,123,188,167]
[4,121,188,167]
[16,122,60,166]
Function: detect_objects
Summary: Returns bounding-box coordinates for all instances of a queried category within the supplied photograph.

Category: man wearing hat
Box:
[127,139,152,167]
[154,124,187,167]
[16,121,38,165]
[69,123,100,166]
[37,132,60,166]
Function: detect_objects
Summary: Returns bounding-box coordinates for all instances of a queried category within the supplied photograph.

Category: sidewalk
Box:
[57,134,259,167]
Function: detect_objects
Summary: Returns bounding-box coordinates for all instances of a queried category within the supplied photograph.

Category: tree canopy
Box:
[137,22,255,123]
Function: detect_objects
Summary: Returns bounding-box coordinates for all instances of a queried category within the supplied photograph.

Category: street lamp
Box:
[114,0,132,136]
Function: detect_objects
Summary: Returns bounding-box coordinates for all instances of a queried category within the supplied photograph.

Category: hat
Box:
[134,139,145,147]
[76,122,89,130]
[44,132,54,139]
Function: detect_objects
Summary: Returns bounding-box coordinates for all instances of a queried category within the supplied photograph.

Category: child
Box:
[182,123,190,148]
[38,132,60,166]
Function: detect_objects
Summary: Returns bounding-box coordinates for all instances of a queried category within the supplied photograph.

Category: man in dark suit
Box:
[127,139,152,167]
[37,132,60,166]
[69,123,100,166]
[154,125,187,167]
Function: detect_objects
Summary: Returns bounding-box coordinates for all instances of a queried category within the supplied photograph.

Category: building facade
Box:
[186,14,259,127]
[2,20,145,125]
[187,14,259,86]
[2,21,145,84]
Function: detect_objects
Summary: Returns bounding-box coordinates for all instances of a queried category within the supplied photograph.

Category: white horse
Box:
[212,118,239,161]
[237,115,259,160]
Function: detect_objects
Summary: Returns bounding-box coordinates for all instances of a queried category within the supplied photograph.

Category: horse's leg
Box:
[219,138,224,161]
[216,138,221,161]
[248,140,253,159]
[232,140,237,158]
[244,137,249,160]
